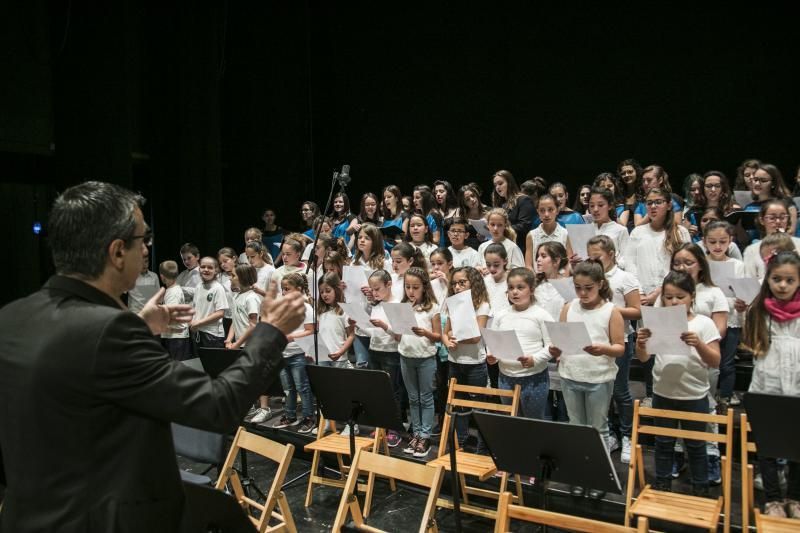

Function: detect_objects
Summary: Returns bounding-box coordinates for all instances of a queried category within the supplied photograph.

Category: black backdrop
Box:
[1,2,798,303]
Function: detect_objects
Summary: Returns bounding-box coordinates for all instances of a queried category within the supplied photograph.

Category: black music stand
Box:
[726,210,758,233]
[180,481,256,533]
[744,392,800,462]
[474,412,620,520]
[306,365,405,458]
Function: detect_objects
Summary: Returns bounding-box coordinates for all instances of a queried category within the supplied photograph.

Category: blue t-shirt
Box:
[557,211,585,227]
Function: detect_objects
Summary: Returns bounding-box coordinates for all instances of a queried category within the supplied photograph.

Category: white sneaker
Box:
[340,424,360,436]
[607,434,621,453]
[249,408,272,424]
[640,397,653,408]
[311,420,330,436]
[621,436,632,464]
[244,404,259,420]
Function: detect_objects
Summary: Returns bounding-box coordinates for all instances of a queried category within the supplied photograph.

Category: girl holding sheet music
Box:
[486,268,553,420]
[525,194,571,271]
[477,208,525,271]
[742,251,800,516]
[442,266,492,449]
[586,236,641,463]
[588,187,629,269]
[395,267,441,458]
[635,271,721,495]
[317,273,355,369]
[550,259,625,501]
[483,243,511,317]
[702,221,745,407]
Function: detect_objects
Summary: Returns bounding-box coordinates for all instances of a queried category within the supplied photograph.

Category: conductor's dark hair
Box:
[49,181,145,279]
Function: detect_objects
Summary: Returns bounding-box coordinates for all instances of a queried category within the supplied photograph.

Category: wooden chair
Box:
[495,491,650,533]
[304,413,396,517]
[740,413,800,532]
[624,399,734,533]
[426,378,523,520]
[215,426,296,533]
[332,449,444,532]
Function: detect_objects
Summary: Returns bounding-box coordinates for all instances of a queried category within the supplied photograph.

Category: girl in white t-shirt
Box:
[742,251,800,514]
[405,213,438,265]
[428,248,453,433]
[587,235,641,463]
[317,272,354,369]
[588,187,629,270]
[245,241,275,292]
[225,264,262,349]
[446,217,480,268]
[395,267,441,458]
[487,267,553,419]
[550,259,625,493]
[442,266,492,448]
[478,208,525,272]
[635,272,721,494]
[389,243,425,301]
[271,235,308,297]
[190,256,229,349]
[217,247,237,335]
[525,194,572,271]
[483,243,511,319]
[429,247,453,308]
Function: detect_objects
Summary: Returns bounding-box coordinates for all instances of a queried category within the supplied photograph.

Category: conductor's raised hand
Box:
[138,287,194,335]
[260,280,305,336]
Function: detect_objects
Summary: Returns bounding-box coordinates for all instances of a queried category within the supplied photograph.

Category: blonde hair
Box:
[485,207,516,242]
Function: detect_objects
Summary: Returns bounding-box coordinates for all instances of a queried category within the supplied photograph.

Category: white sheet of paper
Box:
[339,301,374,332]
[446,290,480,341]
[728,277,762,305]
[716,278,737,298]
[566,224,597,259]
[382,302,419,335]
[343,266,369,304]
[294,334,333,361]
[468,218,492,240]
[733,190,752,209]
[544,321,593,356]
[480,328,523,360]
[641,305,691,356]
[708,261,736,287]
[550,277,577,302]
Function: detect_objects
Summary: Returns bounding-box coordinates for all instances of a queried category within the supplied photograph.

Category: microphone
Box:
[337,164,351,187]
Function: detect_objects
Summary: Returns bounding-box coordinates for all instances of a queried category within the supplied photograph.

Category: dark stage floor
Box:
[177,380,771,533]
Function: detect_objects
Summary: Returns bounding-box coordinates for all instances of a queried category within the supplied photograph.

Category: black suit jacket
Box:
[0,276,287,532]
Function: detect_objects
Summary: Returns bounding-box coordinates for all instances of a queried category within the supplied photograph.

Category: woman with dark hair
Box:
[743,163,797,235]
[548,181,585,226]
[735,158,761,191]
[572,184,592,216]
[617,158,644,230]
[381,185,406,250]
[406,185,444,247]
[330,192,356,240]
[457,182,489,250]
[300,201,321,239]
[593,172,625,219]
[433,180,459,221]
[261,207,287,261]
[491,170,535,251]
[346,192,383,249]
[681,174,706,241]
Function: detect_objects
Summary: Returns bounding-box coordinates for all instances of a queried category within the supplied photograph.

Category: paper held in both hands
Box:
[382,302,419,335]
[480,328,523,360]
[544,321,593,356]
[550,277,578,302]
[446,290,480,341]
[339,301,375,333]
[707,261,761,304]
[343,265,370,304]
[641,305,691,356]
[565,224,597,259]
[295,334,334,361]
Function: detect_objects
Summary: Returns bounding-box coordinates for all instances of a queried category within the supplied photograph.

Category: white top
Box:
[478,238,525,269]
[484,275,511,317]
[399,308,439,358]
[623,224,691,293]
[449,246,480,268]
[193,280,229,337]
[491,305,553,377]
[596,221,630,270]
[218,273,233,319]
[391,272,405,301]
[606,265,640,336]
[432,277,448,312]
[127,270,160,314]
[699,241,742,261]
[533,281,565,324]
[558,300,617,384]
[748,316,800,396]
[255,264,275,291]
[231,290,261,344]
[176,267,201,290]
[272,264,307,298]
[162,285,189,339]
[412,242,437,267]
[652,314,721,400]
[447,301,491,364]
[528,224,569,259]
[319,310,349,354]
[743,236,800,280]
[369,301,399,352]
[284,303,314,356]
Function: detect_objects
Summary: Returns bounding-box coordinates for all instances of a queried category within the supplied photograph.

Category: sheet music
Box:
[566,224,597,259]
[544,321,593,356]
[480,328,524,360]
[446,290,480,341]
[382,302,419,335]
[641,305,691,356]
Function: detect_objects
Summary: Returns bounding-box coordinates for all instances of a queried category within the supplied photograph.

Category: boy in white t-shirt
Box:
[159,260,192,361]
[176,242,201,292]
[190,257,229,352]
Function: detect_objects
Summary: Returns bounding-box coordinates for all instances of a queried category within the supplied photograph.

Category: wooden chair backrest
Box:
[438,378,521,455]
[740,413,758,532]
[495,491,650,533]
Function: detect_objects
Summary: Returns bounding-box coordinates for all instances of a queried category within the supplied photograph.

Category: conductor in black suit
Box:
[0,181,306,533]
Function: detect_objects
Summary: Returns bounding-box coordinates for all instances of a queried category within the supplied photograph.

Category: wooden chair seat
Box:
[303,434,374,455]
[755,510,800,532]
[630,485,722,530]
[427,451,496,481]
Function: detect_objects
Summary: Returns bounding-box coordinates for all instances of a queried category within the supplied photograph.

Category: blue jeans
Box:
[718,327,740,399]
[561,378,614,445]
[652,394,709,488]
[449,362,488,447]
[368,349,402,414]
[400,356,436,439]
[352,335,370,368]
[280,354,315,419]
[499,371,549,420]
[611,334,635,438]
[318,359,351,369]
